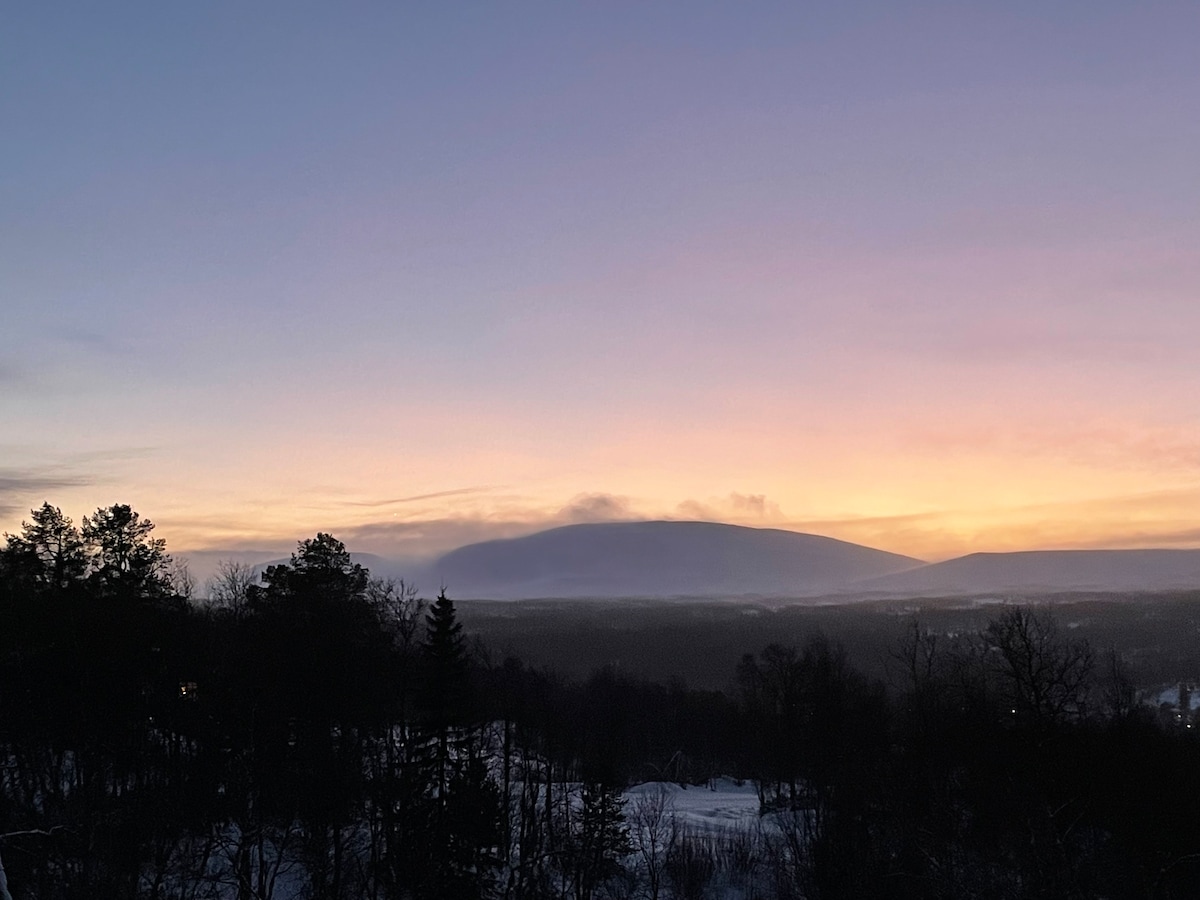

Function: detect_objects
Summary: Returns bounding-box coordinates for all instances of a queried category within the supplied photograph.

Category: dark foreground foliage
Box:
[3,503,1200,898]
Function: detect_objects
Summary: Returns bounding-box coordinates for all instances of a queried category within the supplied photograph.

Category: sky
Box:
[3,2,1200,567]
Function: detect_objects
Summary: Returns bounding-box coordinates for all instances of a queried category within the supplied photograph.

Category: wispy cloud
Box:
[338,492,639,558]
[340,486,495,507]
[342,517,545,559]
[165,490,641,559]
[0,467,94,518]
[0,447,153,524]
[62,446,159,465]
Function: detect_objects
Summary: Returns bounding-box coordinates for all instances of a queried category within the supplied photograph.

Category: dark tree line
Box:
[3,502,1200,898]
[0,505,734,899]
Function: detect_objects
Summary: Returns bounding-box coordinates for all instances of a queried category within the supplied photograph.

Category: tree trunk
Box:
[0,847,14,900]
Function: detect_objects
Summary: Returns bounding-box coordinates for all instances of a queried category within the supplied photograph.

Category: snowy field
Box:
[624,778,761,834]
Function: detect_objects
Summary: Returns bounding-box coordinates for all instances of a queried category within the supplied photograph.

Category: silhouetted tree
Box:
[234,533,390,899]
[422,589,470,792]
[565,783,630,900]
[413,590,503,898]
[82,503,171,598]
[205,558,257,618]
[984,606,1094,728]
[3,503,87,592]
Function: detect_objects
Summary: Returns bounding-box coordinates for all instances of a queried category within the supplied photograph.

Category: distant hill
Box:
[177,549,289,587]
[430,520,924,599]
[182,533,1200,603]
[860,549,1200,596]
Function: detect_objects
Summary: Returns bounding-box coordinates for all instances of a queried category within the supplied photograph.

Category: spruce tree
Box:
[417,591,503,898]
[422,590,469,798]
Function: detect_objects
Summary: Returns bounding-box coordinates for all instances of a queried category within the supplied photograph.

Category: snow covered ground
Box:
[624,777,761,833]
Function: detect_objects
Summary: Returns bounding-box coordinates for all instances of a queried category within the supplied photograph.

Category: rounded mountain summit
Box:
[430,521,923,600]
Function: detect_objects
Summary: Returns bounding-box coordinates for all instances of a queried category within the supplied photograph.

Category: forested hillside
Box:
[4,503,1200,899]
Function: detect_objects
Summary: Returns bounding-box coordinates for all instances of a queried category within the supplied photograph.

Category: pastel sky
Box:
[4,2,1200,565]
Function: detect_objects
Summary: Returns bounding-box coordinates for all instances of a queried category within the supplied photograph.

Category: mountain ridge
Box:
[429,520,924,599]
[182,524,1200,600]
[858,548,1200,595]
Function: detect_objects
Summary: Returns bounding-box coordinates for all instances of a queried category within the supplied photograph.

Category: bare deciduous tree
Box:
[367,577,427,652]
[206,559,258,617]
[169,556,196,601]
[629,785,677,900]
[984,606,1094,727]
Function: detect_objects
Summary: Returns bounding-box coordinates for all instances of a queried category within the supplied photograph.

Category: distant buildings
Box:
[1148,681,1199,729]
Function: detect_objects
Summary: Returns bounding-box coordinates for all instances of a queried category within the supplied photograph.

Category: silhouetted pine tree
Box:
[415,590,502,899]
